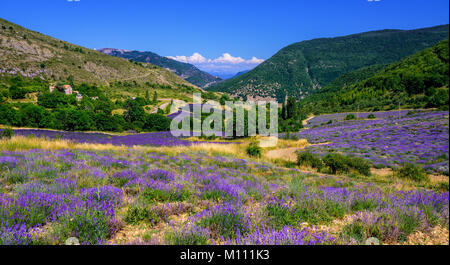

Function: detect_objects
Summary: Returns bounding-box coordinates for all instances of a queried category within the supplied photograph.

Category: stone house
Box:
[63,85,73,95]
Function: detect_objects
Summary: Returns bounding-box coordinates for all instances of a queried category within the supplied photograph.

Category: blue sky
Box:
[1,0,448,75]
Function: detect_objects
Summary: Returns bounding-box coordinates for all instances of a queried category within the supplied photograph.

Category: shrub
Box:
[124,205,160,225]
[435,182,449,192]
[323,153,371,176]
[345,114,356,120]
[367,114,376,119]
[373,163,386,169]
[395,163,429,182]
[141,188,190,203]
[165,225,210,245]
[346,156,372,176]
[297,150,322,170]
[0,127,14,139]
[53,209,115,245]
[9,85,27,99]
[246,142,261,158]
[323,153,349,174]
[197,206,249,239]
[266,203,301,229]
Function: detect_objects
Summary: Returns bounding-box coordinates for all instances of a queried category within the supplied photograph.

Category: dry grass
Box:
[0,136,127,152]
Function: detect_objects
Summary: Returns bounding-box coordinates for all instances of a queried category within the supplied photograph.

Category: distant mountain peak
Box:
[97,48,132,55]
[99,48,222,88]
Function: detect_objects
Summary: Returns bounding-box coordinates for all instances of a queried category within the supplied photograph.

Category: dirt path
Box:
[265,142,331,162]
[265,147,302,162]
[302,115,315,126]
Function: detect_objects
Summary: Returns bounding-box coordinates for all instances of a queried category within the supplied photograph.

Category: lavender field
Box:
[0,148,448,245]
[0,109,448,245]
[10,130,226,147]
[288,110,449,174]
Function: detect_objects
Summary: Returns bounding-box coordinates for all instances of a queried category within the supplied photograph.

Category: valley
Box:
[0,4,448,248]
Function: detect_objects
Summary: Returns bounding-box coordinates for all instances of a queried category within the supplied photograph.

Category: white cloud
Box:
[166,52,265,76]
[212,53,245,64]
[167,52,207,64]
[247,56,265,64]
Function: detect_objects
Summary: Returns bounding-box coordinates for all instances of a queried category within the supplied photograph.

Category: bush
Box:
[246,142,261,158]
[395,163,429,182]
[367,114,376,119]
[323,153,371,176]
[345,114,356,120]
[165,225,210,245]
[266,203,301,229]
[297,150,322,169]
[53,209,114,245]
[435,182,449,192]
[346,156,372,176]
[323,153,349,174]
[9,85,27,99]
[124,205,160,225]
[141,188,190,203]
[0,127,14,139]
[197,208,249,238]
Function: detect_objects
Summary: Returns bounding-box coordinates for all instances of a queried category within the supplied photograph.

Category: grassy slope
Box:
[0,18,198,100]
[208,25,449,102]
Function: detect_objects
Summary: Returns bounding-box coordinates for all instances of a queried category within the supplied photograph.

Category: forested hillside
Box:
[300,40,449,114]
[209,25,449,102]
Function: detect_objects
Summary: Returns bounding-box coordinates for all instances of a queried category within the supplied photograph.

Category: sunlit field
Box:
[0,109,448,245]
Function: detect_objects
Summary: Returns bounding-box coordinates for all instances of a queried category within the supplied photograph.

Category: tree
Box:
[123,99,146,124]
[19,104,50,128]
[9,85,27,99]
[94,112,123,132]
[144,114,171,131]
[281,102,287,120]
[286,97,297,119]
[219,93,231,105]
[152,91,158,103]
[0,104,20,126]
[53,108,93,131]
[38,92,76,108]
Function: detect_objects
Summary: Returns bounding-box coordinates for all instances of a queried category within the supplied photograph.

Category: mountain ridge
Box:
[208,24,449,102]
[0,18,195,98]
[300,39,449,113]
[98,48,222,88]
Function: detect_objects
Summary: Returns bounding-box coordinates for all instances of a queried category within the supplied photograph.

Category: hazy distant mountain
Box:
[208,24,449,102]
[233,70,249,78]
[98,48,222,88]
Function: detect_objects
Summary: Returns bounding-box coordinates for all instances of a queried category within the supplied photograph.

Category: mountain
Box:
[233,70,250,78]
[208,25,449,102]
[0,18,196,99]
[300,39,449,113]
[98,48,222,88]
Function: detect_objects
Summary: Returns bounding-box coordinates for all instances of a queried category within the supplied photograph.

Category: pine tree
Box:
[286,97,296,119]
[152,91,157,103]
[281,102,287,120]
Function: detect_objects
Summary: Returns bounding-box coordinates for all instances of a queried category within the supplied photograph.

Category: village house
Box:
[63,85,73,95]
[76,94,83,101]
[49,84,73,95]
